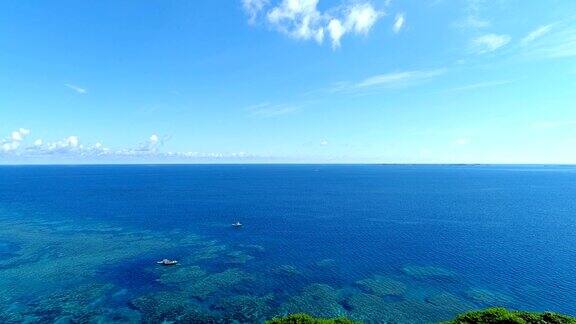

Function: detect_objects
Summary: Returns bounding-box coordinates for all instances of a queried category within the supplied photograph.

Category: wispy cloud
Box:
[246,102,301,117]
[445,79,514,92]
[521,24,553,46]
[65,83,87,94]
[242,0,269,24]
[519,22,576,59]
[471,33,511,54]
[392,13,405,33]
[463,20,576,61]
[356,69,446,88]
[454,0,490,29]
[325,68,446,95]
[456,15,490,29]
[242,0,384,48]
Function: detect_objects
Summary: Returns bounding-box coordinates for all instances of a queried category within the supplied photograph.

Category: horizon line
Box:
[1,162,575,167]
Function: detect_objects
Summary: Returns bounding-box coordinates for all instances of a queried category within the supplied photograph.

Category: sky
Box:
[1,0,576,164]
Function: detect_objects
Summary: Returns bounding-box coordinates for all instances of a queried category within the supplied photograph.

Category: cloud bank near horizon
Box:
[0,129,262,163]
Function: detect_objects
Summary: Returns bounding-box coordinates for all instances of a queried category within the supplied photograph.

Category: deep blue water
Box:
[0,165,575,323]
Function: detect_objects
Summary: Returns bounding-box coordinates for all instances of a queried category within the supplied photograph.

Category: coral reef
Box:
[355,275,407,298]
[0,219,190,299]
[0,283,131,323]
[157,265,208,285]
[4,216,566,323]
[131,291,219,323]
[0,299,37,323]
[180,241,228,263]
[465,288,514,307]
[425,292,475,315]
[343,292,391,322]
[224,250,255,265]
[280,284,346,319]
[29,283,114,320]
[272,264,303,277]
[212,294,274,323]
[344,291,447,323]
[182,268,253,300]
[239,244,266,254]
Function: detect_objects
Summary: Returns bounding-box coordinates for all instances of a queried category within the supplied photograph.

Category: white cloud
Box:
[345,3,380,35]
[245,0,383,48]
[3,131,108,157]
[11,131,23,142]
[149,134,159,145]
[1,128,31,153]
[9,128,30,142]
[471,34,511,53]
[1,142,19,152]
[320,139,329,146]
[135,133,165,152]
[267,0,325,43]
[41,136,82,153]
[65,83,87,94]
[314,28,324,43]
[392,13,405,33]
[67,136,79,148]
[356,69,445,88]
[455,0,490,29]
[1,129,266,162]
[327,3,381,48]
[3,133,84,156]
[521,24,553,45]
[327,19,345,48]
[242,0,269,24]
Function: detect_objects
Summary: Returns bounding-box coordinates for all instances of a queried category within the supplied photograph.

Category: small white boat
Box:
[232,222,243,228]
[157,259,178,266]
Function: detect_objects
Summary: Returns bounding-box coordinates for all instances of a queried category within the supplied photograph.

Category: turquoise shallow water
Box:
[0,165,575,323]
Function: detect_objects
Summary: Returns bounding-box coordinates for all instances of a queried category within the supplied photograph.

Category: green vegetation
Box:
[266,313,359,324]
[268,308,576,324]
[445,307,576,324]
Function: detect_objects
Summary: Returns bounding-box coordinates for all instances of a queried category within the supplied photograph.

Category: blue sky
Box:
[1,0,575,164]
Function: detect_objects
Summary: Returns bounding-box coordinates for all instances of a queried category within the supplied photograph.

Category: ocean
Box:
[0,164,575,323]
